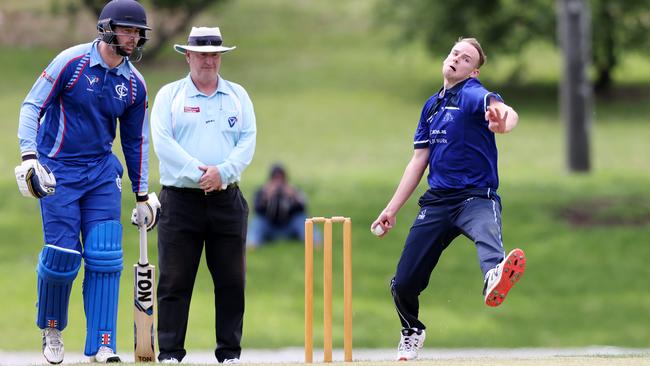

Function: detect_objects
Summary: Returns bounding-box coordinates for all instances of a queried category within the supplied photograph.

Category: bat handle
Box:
[138,225,148,265]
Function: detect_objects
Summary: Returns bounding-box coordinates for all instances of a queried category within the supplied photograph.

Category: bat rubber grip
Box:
[138,226,148,265]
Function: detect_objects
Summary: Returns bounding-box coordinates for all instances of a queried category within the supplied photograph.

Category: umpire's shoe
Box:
[484,248,527,307]
[42,327,64,364]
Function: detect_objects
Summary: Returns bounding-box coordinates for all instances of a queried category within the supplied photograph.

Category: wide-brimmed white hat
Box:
[174,27,236,54]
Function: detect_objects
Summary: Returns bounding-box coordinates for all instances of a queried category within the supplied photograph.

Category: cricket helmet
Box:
[97,0,151,59]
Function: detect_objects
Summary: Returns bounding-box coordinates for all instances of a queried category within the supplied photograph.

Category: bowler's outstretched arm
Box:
[371,148,429,236]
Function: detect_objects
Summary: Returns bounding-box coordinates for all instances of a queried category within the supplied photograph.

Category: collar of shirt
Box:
[438,78,473,98]
[88,39,131,78]
[184,74,232,98]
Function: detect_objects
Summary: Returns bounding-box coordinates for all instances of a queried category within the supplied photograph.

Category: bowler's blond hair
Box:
[457,37,486,69]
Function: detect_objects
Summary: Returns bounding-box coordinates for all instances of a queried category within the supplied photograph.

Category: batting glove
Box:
[14,153,56,199]
[131,192,161,231]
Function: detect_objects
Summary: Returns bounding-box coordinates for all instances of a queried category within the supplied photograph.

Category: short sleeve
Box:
[413,97,437,149]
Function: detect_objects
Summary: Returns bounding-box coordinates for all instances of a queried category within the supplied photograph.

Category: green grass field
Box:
[1,0,649,355]
[7,357,649,366]
[210,359,650,366]
[33,357,650,366]
[285,359,650,366]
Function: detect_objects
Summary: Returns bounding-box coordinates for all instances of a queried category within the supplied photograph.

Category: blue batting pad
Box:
[36,245,82,330]
[82,221,123,356]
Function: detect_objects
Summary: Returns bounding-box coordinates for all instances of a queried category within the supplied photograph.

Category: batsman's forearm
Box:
[18,104,41,154]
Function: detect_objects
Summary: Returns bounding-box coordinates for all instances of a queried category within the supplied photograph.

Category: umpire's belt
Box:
[163,183,238,196]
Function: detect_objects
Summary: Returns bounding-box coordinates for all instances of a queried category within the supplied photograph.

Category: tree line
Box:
[68,0,650,95]
[376,0,650,94]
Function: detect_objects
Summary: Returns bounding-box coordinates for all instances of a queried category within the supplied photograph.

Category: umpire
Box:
[150,26,256,363]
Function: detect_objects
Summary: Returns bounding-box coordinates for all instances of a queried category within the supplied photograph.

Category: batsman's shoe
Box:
[93,346,121,363]
[160,358,179,364]
[42,327,64,364]
[396,328,426,361]
[223,359,240,364]
[484,248,526,307]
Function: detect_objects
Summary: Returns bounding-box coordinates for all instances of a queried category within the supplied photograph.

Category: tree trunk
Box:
[592,1,616,96]
[594,66,612,94]
[142,0,214,62]
[557,0,592,173]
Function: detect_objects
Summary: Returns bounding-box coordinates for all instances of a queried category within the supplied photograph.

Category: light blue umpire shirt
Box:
[151,73,256,188]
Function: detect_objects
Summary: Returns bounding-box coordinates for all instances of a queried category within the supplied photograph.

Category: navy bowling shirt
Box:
[414,78,503,190]
[18,40,149,194]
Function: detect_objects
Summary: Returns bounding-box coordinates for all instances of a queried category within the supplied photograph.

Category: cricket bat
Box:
[134,225,156,362]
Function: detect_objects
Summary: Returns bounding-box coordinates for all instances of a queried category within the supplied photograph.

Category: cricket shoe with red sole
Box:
[483,248,526,307]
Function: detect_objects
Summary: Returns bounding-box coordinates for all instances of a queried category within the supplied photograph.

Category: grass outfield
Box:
[48,360,650,366]
[222,359,650,366]
[242,359,650,366]
[1,0,650,353]
[2,349,649,366]
[4,356,649,366]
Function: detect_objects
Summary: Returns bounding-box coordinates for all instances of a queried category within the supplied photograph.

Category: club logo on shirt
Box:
[114,82,128,101]
[85,74,99,86]
[228,116,237,127]
[84,74,100,91]
[442,112,454,123]
[184,106,200,113]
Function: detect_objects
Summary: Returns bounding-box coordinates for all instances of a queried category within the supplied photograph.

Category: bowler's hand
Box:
[486,105,508,134]
[371,211,395,238]
[131,193,161,231]
[15,154,56,199]
[198,165,226,192]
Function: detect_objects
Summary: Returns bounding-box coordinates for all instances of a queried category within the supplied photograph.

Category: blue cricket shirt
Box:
[414,78,503,190]
[18,40,150,194]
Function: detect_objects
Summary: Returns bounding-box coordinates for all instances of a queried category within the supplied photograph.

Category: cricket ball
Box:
[371,224,385,236]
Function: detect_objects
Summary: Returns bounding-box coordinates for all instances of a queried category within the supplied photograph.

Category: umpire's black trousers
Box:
[156,184,248,362]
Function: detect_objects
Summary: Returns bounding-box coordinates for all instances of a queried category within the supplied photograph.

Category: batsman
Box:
[14,0,159,363]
